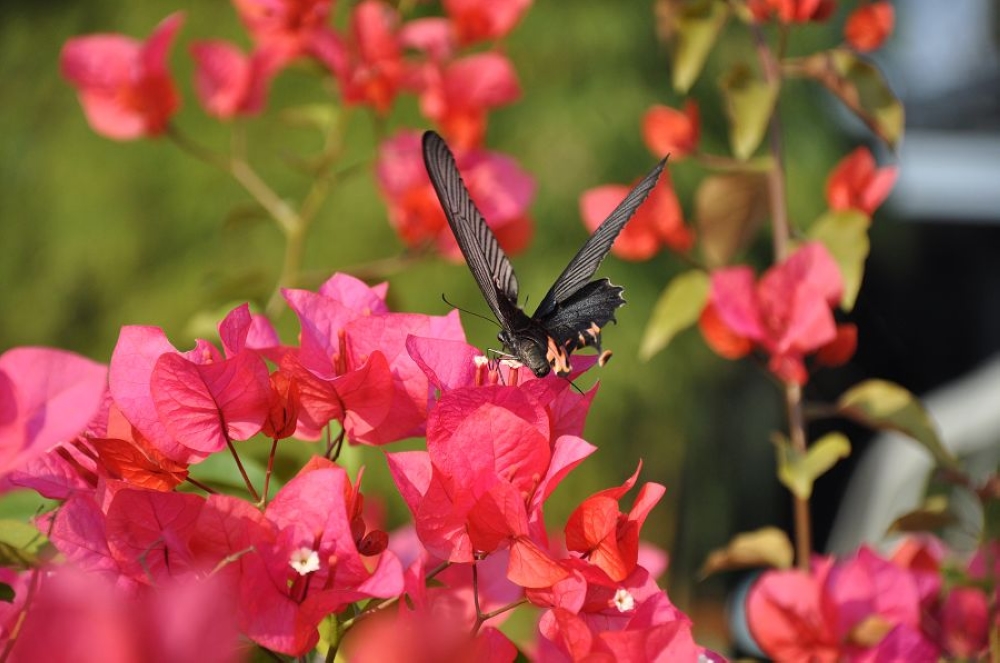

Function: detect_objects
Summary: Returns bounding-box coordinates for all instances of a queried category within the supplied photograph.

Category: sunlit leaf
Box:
[639,270,710,360]
[0,520,49,570]
[888,495,954,534]
[838,380,957,469]
[694,173,769,267]
[785,49,904,148]
[720,63,778,160]
[700,526,793,578]
[808,209,871,311]
[657,0,730,93]
[775,432,851,500]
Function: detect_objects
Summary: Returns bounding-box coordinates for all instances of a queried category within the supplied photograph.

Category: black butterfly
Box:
[421,130,667,378]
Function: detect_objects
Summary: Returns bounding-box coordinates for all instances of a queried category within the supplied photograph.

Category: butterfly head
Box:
[498,328,574,378]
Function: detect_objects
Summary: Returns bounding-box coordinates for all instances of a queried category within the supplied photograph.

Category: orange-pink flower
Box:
[580,171,692,261]
[826,146,898,216]
[642,100,699,160]
[60,13,184,140]
[845,2,895,52]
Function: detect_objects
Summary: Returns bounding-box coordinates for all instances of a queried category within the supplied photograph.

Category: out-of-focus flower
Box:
[642,100,700,160]
[826,146,898,216]
[581,170,692,261]
[60,13,184,140]
[190,41,279,118]
[699,242,844,384]
[845,2,895,52]
[747,0,836,23]
[444,0,532,45]
[376,131,534,260]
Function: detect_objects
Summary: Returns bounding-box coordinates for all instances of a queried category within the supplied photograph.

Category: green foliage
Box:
[775,432,851,501]
[639,269,710,360]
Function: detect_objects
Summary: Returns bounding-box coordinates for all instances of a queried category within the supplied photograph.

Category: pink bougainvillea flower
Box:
[826,146,898,216]
[845,2,895,52]
[376,130,534,261]
[642,100,700,160]
[190,40,278,118]
[312,0,407,115]
[444,0,532,45]
[747,0,835,23]
[533,563,717,662]
[387,384,598,589]
[0,347,107,478]
[580,170,692,261]
[198,459,403,655]
[939,586,990,658]
[7,568,244,663]
[60,13,184,140]
[232,0,331,61]
[699,241,844,384]
[748,548,938,662]
[110,304,271,462]
[90,404,190,492]
[283,273,466,444]
[564,465,665,582]
[416,51,521,149]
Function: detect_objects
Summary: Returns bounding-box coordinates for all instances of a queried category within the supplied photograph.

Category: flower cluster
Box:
[0,274,721,660]
[748,538,996,661]
[60,1,534,262]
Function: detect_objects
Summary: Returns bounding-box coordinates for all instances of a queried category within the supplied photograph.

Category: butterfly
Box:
[421,130,667,378]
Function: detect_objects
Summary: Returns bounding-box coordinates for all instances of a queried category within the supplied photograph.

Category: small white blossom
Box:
[610,587,635,613]
[473,355,490,367]
[289,547,321,575]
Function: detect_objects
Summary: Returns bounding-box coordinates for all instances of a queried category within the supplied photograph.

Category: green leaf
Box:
[786,50,904,149]
[838,380,957,468]
[0,582,14,603]
[700,526,794,578]
[694,173,769,267]
[776,432,851,500]
[888,496,955,534]
[663,0,730,93]
[639,270,710,360]
[0,519,49,570]
[719,64,778,160]
[808,209,871,311]
[280,104,340,133]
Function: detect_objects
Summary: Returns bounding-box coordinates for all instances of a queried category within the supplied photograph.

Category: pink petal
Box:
[405,335,482,392]
[508,536,568,589]
[105,488,204,582]
[386,450,432,514]
[0,347,107,476]
[710,267,765,341]
[190,40,253,118]
[218,302,253,358]
[150,351,270,453]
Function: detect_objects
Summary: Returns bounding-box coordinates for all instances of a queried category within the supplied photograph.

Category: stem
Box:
[226,438,260,503]
[0,567,44,661]
[752,24,813,569]
[262,438,279,507]
[185,476,217,494]
[786,383,812,569]
[470,561,484,634]
[750,24,790,262]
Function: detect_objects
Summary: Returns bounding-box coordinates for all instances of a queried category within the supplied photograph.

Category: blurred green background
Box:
[1,0,914,646]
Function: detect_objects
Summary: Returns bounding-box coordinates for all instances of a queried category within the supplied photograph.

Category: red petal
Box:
[845,2,895,52]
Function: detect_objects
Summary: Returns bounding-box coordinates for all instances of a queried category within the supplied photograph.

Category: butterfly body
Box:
[422,131,666,377]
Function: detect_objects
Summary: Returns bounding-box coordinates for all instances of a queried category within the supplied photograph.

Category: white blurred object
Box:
[826,354,1000,555]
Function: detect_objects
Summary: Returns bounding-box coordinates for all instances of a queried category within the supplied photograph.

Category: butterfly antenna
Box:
[441,293,501,328]
[561,374,585,395]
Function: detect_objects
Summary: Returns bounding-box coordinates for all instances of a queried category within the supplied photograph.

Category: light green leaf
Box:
[700,526,794,578]
[0,520,49,570]
[720,64,778,160]
[776,432,851,500]
[664,0,730,93]
[808,209,871,311]
[838,380,957,468]
[639,270,710,360]
[786,50,904,149]
[694,173,769,267]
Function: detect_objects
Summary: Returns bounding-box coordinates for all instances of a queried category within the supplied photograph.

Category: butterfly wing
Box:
[533,157,667,320]
[422,131,519,323]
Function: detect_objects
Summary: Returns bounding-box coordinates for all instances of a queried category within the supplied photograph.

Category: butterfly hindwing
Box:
[533,156,667,319]
[421,131,520,323]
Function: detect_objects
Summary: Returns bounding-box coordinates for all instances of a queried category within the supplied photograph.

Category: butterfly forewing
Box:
[533,157,667,319]
[421,131,519,323]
